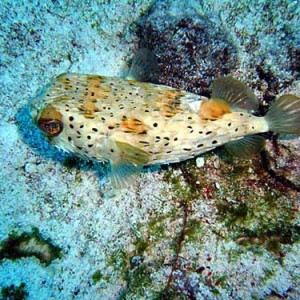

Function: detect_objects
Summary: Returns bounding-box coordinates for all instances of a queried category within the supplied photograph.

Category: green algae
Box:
[185,218,203,241]
[91,270,105,284]
[0,228,62,265]
[106,210,180,298]
[109,249,128,273]
[0,283,28,300]
[216,190,299,254]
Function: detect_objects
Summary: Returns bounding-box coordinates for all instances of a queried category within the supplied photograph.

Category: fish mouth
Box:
[37,118,63,136]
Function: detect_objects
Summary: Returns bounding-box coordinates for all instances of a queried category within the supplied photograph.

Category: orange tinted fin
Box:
[199,98,231,120]
[211,77,258,111]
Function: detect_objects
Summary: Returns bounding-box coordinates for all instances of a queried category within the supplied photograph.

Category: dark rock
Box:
[136,4,238,96]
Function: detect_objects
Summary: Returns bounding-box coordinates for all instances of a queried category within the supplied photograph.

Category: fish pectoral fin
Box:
[127,48,159,83]
[211,77,258,112]
[110,163,141,189]
[199,98,231,120]
[115,140,150,166]
[225,135,266,158]
[108,140,150,189]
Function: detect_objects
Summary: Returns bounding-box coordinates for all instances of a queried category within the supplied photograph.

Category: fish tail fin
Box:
[265,95,300,134]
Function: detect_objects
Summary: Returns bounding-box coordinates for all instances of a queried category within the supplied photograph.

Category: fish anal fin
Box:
[211,77,258,111]
[127,48,159,83]
[199,98,231,120]
[225,135,266,158]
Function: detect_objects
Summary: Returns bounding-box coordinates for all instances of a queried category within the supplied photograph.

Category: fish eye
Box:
[37,119,63,136]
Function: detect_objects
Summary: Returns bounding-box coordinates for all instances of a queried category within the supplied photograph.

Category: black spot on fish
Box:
[92,128,98,132]
[87,135,91,139]
[240,113,244,116]
[153,123,158,127]
[235,128,239,132]
[164,137,169,140]
[68,136,72,141]
[80,125,84,128]
[108,126,114,130]
[199,131,203,134]
[197,144,204,148]
[166,150,172,154]
[69,124,74,129]
[206,131,212,135]
[212,140,218,144]
[164,143,169,147]
[183,148,192,151]
[174,137,178,141]
[88,144,93,148]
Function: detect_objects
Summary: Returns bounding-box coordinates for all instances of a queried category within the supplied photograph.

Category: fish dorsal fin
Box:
[225,135,266,158]
[211,77,258,111]
[199,98,231,120]
[127,48,159,83]
[109,140,150,189]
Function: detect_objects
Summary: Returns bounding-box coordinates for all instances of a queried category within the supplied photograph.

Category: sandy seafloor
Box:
[0,0,300,299]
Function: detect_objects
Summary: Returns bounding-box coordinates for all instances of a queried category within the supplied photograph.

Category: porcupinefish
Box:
[30,49,300,188]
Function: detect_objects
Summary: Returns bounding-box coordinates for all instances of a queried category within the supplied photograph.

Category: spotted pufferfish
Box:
[31,49,300,188]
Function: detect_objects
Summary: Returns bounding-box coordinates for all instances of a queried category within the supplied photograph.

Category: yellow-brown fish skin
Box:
[31,73,267,164]
[31,71,300,188]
